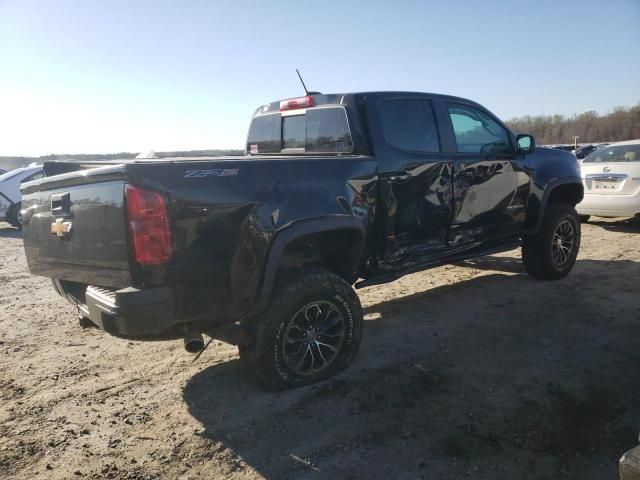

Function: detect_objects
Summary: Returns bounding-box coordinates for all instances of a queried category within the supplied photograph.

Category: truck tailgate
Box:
[21,166,132,288]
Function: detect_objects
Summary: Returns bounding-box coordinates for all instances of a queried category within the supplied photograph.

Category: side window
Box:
[447,104,511,154]
[379,99,440,153]
[21,171,43,183]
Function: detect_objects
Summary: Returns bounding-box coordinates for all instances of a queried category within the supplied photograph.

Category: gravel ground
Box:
[0,218,639,480]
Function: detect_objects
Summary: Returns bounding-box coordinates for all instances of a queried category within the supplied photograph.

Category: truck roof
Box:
[254,91,484,116]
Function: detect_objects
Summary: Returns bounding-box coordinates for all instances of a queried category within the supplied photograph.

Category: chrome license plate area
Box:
[592,179,620,190]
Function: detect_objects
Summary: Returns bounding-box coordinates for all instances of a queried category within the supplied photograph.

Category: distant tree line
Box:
[506,103,640,145]
[2,105,639,171]
[0,149,243,171]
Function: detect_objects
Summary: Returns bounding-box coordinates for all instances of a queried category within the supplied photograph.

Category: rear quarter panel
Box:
[124,157,378,321]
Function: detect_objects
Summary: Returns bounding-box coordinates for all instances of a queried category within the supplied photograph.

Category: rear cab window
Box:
[246,106,353,155]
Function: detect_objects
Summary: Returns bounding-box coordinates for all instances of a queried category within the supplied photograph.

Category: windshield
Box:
[246,106,353,155]
[583,144,640,163]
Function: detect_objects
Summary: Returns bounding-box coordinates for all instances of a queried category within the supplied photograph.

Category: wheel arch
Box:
[253,217,365,314]
[529,178,583,234]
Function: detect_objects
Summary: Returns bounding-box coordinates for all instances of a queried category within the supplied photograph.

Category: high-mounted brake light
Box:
[279,95,313,111]
[125,185,172,265]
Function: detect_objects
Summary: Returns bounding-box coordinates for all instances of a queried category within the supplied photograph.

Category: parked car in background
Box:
[0,165,44,228]
[574,144,598,159]
[553,145,576,152]
[577,139,640,222]
[0,168,7,175]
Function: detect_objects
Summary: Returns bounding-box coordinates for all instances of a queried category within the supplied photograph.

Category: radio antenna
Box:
[295,69,321,95]
[296,69,309,95]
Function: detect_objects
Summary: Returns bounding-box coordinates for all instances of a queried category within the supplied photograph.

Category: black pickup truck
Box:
[20,91,583,390]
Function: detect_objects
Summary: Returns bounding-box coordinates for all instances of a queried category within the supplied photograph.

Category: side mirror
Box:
[516,134,535,155]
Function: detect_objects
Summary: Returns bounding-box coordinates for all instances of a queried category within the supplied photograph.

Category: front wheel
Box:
[522,202,581,280]
[8,202,22,229]
[240,267,363,391]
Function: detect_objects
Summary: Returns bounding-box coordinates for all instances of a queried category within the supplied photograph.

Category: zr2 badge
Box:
[184,168,239,178]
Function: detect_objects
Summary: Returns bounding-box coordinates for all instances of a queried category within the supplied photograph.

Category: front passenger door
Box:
[445,103,529,245]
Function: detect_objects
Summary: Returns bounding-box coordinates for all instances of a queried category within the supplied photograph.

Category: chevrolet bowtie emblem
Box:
[51,218,72,238]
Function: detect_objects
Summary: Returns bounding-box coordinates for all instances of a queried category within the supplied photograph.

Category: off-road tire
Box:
[239,267,363,391]
[522,202,580,280]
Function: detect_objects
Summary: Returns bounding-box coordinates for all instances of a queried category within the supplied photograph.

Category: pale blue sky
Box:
[0,0,638,156]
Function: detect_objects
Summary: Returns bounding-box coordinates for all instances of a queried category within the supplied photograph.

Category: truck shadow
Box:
[586,218,640,234]
[182,257,640,480]
[455,254,524,274]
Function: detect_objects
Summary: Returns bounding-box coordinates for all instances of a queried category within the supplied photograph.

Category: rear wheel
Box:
[239,267,363,391]
[522,202,580,280]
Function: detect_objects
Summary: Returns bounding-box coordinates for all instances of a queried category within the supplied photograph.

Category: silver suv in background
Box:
[0,165,44,228]
[577,139,640,221]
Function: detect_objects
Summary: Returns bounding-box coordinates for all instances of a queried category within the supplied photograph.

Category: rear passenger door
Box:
[443,102,529,245]
[375,96,454,268]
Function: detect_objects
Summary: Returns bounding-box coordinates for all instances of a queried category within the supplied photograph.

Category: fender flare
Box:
[252,216,366,314]
[529,177,584,234]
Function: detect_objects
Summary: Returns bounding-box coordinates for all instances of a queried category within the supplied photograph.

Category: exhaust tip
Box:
[185,337,204,353]
[184,325,204,353]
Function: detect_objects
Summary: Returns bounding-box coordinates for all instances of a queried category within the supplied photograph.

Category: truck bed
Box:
[20,156,377,331]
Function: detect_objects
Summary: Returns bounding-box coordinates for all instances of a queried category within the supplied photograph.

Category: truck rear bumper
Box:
[53,280,176,337]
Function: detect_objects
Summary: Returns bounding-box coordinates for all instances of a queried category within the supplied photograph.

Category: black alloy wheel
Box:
[282,301,346,377]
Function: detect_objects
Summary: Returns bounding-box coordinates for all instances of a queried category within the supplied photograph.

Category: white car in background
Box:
[0,165,44,228]
[577,139,640,221]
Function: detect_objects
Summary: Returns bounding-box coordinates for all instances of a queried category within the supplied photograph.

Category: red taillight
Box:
[279,95,313,111]
[125,185,172,264]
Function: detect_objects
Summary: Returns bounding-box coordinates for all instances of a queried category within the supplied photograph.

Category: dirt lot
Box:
[0,219,638,480]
